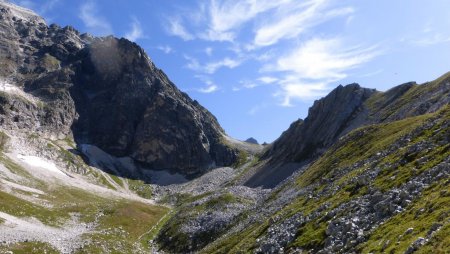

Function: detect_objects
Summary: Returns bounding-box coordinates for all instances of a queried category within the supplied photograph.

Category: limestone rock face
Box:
[265,84,375,163]
[0,1,237,174]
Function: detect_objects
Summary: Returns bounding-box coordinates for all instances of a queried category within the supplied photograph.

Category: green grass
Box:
[295,112,430,188]
[77,201,168,253]
[233,150,249,168]
[109,174,125,188]
[290,220,327,249]
[0,241,59,254]
[127,179,152,199]
[0,190,64,226]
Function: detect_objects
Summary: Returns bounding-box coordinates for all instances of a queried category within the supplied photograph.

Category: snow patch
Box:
[17,155,65,176]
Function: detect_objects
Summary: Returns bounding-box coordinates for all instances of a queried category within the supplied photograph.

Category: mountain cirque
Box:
[0,1,449,254]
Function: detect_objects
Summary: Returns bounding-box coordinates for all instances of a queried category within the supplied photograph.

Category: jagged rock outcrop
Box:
[0,1,237,175]
[265,84,375,163]
[248,73,450,187]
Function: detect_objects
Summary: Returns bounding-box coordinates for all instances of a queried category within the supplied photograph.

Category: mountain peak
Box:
[0,2,239,175]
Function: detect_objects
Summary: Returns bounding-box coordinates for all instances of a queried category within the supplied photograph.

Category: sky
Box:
[11,0,450,143]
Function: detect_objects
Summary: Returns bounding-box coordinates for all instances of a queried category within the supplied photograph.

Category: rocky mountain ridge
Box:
[0,0,242,175]
[247,73,450,187]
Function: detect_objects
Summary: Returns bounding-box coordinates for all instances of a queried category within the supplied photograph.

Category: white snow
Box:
[17,155,65,176]
[80,144,119,170]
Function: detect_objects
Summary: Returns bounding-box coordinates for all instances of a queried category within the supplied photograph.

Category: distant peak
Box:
[245,137,259,145]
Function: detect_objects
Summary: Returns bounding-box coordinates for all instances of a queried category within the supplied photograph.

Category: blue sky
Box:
[12,0,450,143]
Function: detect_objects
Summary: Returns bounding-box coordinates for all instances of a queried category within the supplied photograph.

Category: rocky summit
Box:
[0,0,238,175]
[0,1,449,254]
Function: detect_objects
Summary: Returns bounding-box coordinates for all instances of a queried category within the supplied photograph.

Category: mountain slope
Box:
[247,73,450,188]
[179,102,450,254]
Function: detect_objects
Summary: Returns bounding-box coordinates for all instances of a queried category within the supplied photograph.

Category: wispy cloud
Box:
[157,45,173,54]
[411,33,450,46]
[275,80,329,107]
[198,83,219,93]
[254,0,353,47]
[167,17,194,41]
[125,17,144,42]
[193,75,220,93]
[79,1,112,36]
[248,103,268,115]
[265,37,380,106]
[185,55,242,74]
[198,0,284,41]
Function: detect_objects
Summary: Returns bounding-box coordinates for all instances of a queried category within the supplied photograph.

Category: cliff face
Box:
[0,1,237,175]
[265,84,375,163]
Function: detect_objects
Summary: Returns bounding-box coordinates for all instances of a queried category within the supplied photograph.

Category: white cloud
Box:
[193,75,220,93]
[198,84,219,93]
[79,1,112,36]
[274,38,379,80]
[157,45,173,54]
[258,76,278,84]
[254,0,354,47]
[167,17,194,41]
[185,55,242,74]
[199,0,286,41]
[276,80,328,107]
[205,47,213,56]
[266,37,380,106]
[125,17,144,42]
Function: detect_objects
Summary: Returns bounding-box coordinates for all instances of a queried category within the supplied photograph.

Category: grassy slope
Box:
[0,145,169,253]
[202,106,450,253]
